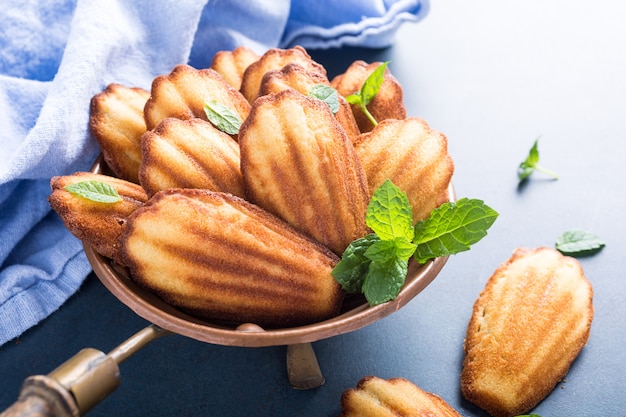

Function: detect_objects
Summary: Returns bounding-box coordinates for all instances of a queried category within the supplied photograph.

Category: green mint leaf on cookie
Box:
[332,180,498,306]
[518,138,558,181]
[204,100,242,135]
[65,180,122,203]
[556,230,605,257]
[308,84,340,113]
[345,61,389,127]
[412,198,499,263]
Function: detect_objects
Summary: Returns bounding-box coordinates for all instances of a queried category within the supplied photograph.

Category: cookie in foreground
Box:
[341,376,461,417]
[461,247,593,417]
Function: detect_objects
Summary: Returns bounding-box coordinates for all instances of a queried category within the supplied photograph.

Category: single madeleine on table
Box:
[461,247,594,417]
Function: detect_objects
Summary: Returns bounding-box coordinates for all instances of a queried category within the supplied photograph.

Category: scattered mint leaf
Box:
[366,179,414,242]
[332,180,498,306]
[65,180,122,203]
[556,230,605,256]
[412,198,499,264]
[308,84,340,113]
[518,138,558,181]
[514,414,542,417]
[203,100,242,135]
[345,61,389,127]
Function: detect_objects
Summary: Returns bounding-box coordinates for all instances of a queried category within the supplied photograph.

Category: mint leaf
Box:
[345,61,389,127]
[556,230,605,256]
[362,256,408,305]
[203,100,242,135]
[65,180,122,203]
[308,84,340,114]
[364,237,416,262]
[361,61,389,106]
[413,198,498,263]
[518,138,558,180]
[331,234,380,293]
[366,179,413,241]
[331,180,498,307]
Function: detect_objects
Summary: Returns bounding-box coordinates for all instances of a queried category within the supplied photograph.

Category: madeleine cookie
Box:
[341,376,461,417]
[139,117,244,198]
[49,172,148,264]
[89,83,149,183]
[210,45,260,90]
[144,64,250,136]
[461,247,594,417]
[355,118,454,222]
[240,46,327,103]
[259,63,360,145]
[239,89,370,255]
[331,60,406,133]
[120,188,344,327]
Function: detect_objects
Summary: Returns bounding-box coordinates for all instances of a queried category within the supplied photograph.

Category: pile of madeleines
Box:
[48,46,593,417]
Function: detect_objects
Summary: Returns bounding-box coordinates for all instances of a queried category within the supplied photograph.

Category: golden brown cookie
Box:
[89,83,150,183]
[259,63,360,145]
[210,45,260,90]
[139,117,244,198]
[461,247,594,417]
[331,60,406,133]
[239,89,370,255]
[143,64,250,137]
[49,172,148,264]
[239,46,327,103]
[119,188,344,327]
[355,117,454,222]
[341,376,462,417]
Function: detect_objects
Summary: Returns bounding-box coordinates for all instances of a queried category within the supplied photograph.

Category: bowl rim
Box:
[85,156,454,347]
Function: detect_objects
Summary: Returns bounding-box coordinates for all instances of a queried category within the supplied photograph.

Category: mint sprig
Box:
[345,61,389,127]
[308,84,340,114]
[518,138,558,181]
[203,100,242,135]
[65,180,122,203]
[556,230,605,257]
[332,180,498,306]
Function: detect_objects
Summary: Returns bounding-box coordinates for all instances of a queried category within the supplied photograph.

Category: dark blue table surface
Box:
[2,1,625,416]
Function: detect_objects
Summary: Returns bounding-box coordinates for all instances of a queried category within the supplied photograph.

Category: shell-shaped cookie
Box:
[144,64,250,136]
[355,117,454,223]
[49,172,148,264]
[239,89,370,255]
[89,83,149,183]
[139,117,244,198]
[461,247,594,417]
[240,46,327,103]
[331,60,406,133]
[259,63,360,145]
[210,45,260,90]
[119,188,343,328]
[341,376,461,417]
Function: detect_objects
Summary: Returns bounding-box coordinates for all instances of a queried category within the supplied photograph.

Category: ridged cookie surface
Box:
[119,188,344,328]
[259,63,360,145]
[331,60,406,133]
[240,46,327,103]
[461,247,594,417]
[341,376,461,417]
[355,118,454,222]
[144,64,250,135]
[49,172,148,264]
[210,45,260,90]
[239,89,370,255]
[89,83,149,183]
[139,117,244,198]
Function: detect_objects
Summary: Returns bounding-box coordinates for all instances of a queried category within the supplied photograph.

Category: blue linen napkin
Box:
[0,0,428,345]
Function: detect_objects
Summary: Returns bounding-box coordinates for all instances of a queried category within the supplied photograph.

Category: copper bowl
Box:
[85,156,454,348]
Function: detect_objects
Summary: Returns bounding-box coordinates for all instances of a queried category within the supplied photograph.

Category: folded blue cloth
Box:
[0,0,428,345]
